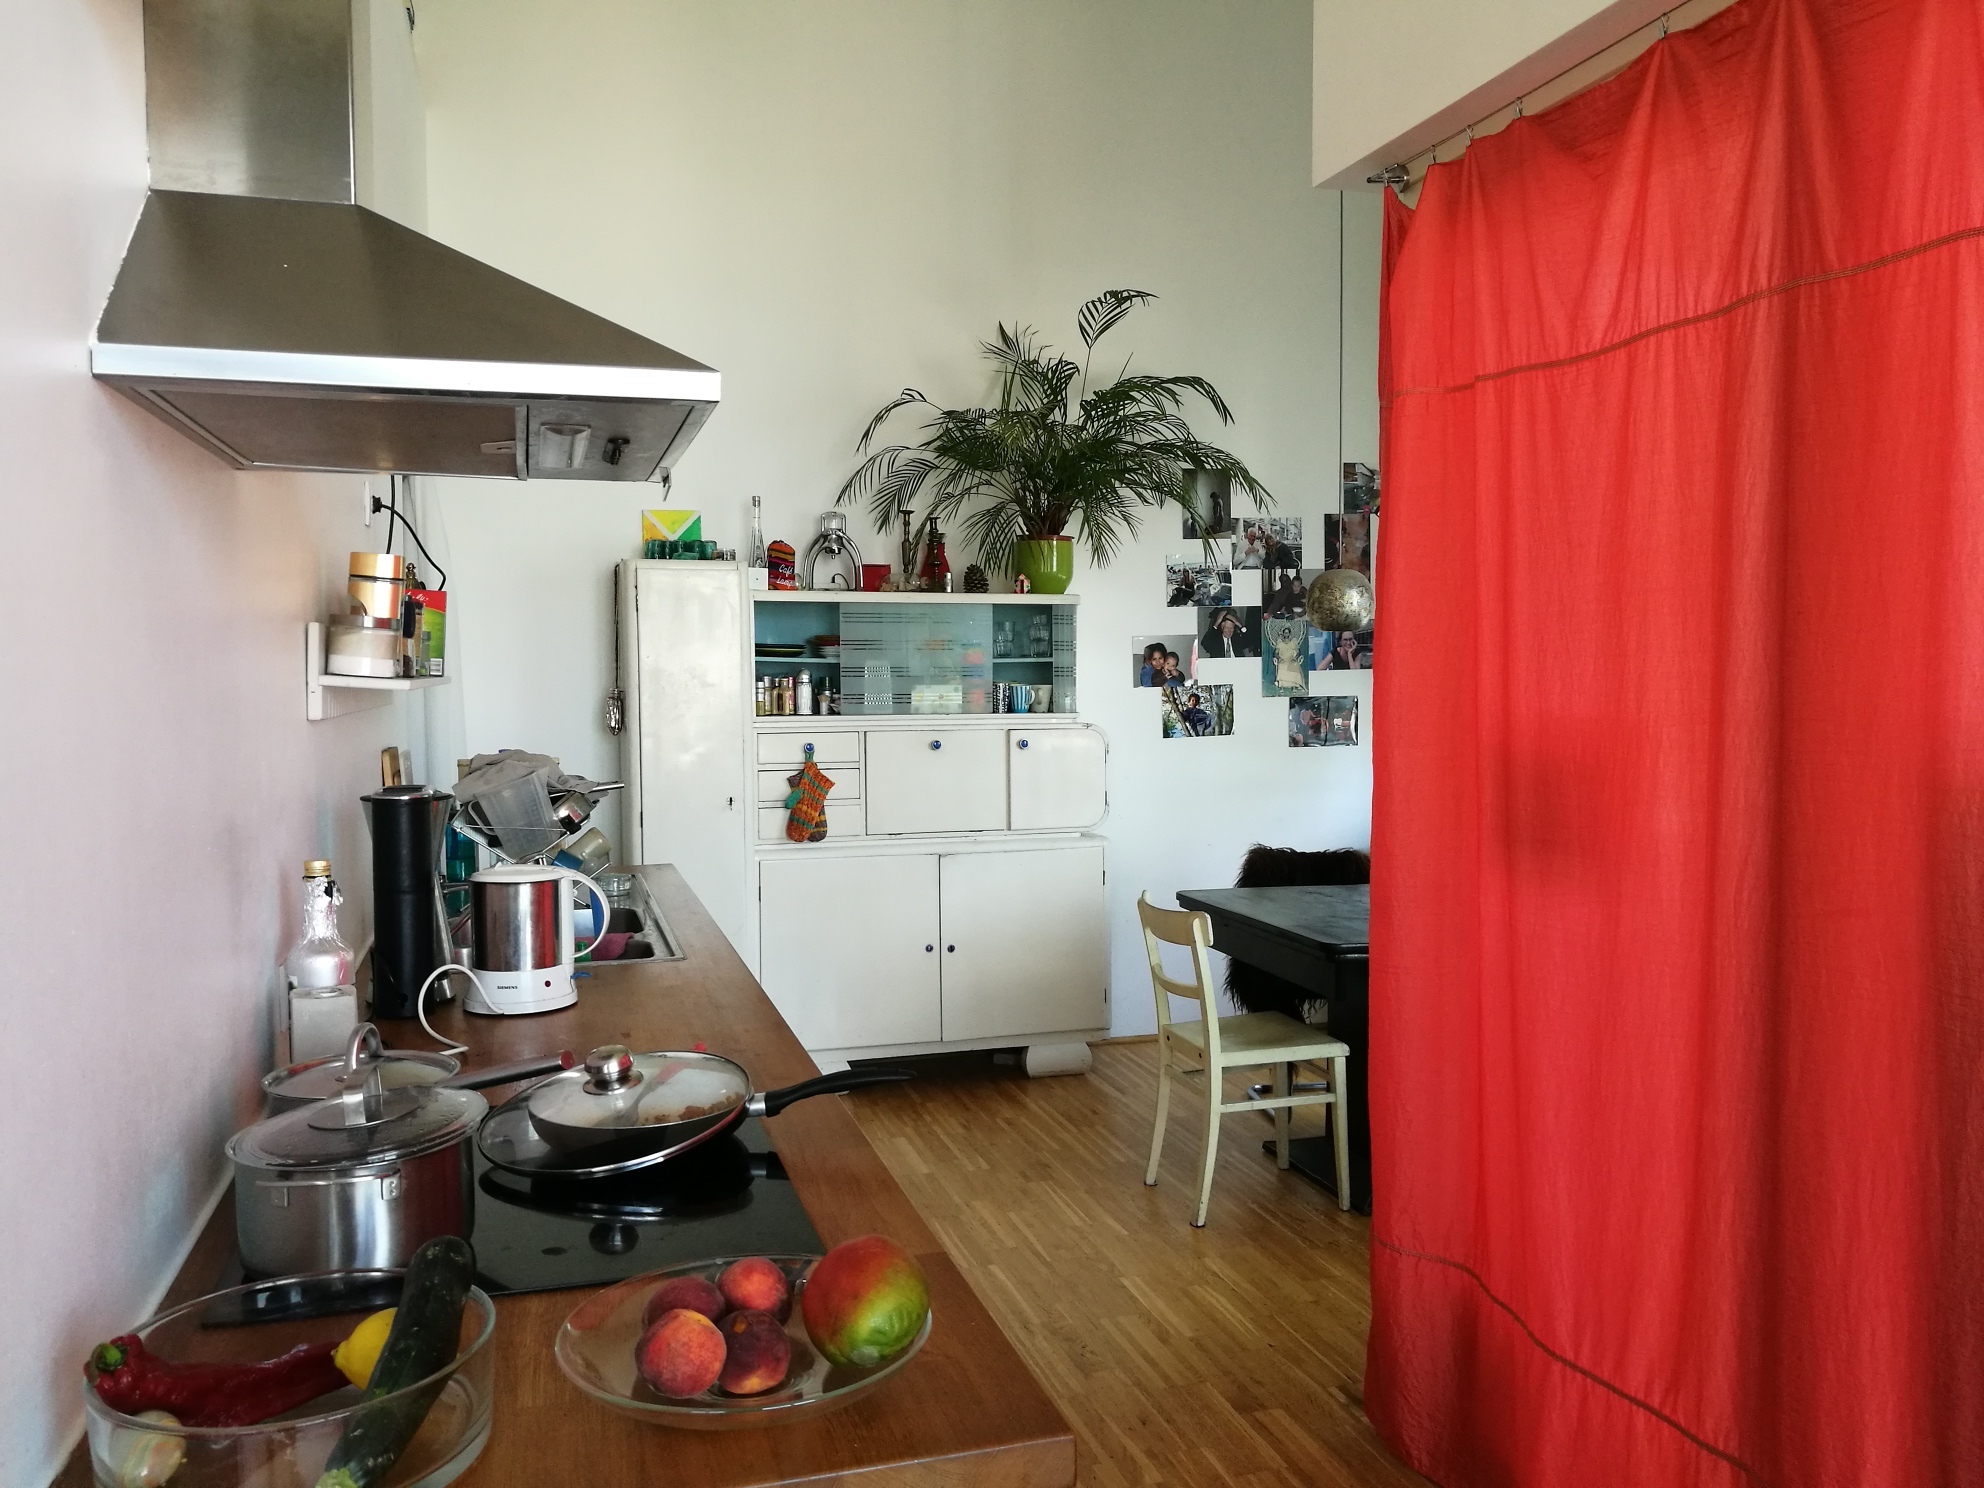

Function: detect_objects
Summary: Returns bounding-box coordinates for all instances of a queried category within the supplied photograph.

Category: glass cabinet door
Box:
[755,599,1069,716]
[841,603,993,713]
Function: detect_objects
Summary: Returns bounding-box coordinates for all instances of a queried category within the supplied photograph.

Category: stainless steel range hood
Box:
[91,0,718,482]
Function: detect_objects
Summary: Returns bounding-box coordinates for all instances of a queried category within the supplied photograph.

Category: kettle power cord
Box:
[414,962,477,1056]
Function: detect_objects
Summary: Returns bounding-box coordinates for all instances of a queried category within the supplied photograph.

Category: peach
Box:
[642,1274,727,1330]
[718,1256,791,1321]
[635,1309,726,1398]
[717,1309,792,1395]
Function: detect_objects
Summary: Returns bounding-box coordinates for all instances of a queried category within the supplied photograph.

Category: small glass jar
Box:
[325,612,403,677]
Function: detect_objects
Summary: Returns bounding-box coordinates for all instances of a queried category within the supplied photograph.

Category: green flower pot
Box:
[1011,537,1075,595]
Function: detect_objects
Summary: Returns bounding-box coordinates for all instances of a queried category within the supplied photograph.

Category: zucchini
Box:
[315,1236,477,1488]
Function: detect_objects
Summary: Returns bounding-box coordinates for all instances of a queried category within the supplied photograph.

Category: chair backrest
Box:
[1136,894,1219,1050]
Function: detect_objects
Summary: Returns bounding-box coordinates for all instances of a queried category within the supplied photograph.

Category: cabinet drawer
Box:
[756,731,861,767]
[863,729,1008,835]
[756,802,863,842]
[756,767,861,803]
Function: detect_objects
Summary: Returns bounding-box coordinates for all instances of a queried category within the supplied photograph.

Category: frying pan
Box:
[475,1045,910,1179]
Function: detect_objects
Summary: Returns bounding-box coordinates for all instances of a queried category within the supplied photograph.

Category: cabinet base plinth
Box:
[1022,1041,1094,1078]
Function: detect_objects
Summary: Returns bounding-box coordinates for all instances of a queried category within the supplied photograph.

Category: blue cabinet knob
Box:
[1017,738,1029,750]
[929,739,941,750]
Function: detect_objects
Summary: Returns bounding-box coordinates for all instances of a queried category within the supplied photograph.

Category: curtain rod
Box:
[1366,6,1694,186]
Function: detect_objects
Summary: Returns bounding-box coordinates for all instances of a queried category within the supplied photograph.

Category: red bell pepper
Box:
[86,1333,346,1427]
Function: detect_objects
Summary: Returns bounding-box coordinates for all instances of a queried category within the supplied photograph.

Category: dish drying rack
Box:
[450,781,625,867]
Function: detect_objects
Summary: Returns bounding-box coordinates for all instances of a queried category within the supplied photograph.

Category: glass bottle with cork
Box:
[283,860,358,1064]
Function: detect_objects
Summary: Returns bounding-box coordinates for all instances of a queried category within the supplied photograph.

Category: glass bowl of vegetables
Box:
[82,1264,494,1488]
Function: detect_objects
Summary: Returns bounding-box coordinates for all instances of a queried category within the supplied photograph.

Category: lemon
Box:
[332,1307,396,1389]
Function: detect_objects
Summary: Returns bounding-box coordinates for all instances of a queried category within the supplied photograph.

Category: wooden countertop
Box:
[56,866,1073,1488]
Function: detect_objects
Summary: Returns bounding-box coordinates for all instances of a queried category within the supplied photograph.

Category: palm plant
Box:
[837,290,1269,580]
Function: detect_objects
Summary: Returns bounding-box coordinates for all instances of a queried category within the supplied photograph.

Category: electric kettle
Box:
[460,864,608,1016]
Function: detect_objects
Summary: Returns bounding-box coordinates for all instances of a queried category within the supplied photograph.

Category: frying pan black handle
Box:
[756,1067,913,1118]
[443,1051,576,1091]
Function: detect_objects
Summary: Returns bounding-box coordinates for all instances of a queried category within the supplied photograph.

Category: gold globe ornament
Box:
[1305,569,1376,632]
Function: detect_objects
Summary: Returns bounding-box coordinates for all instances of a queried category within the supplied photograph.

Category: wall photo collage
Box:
[1146,466,1377,744]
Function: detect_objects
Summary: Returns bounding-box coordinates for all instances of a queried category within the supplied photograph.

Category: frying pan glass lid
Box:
[524,1047,748,1133]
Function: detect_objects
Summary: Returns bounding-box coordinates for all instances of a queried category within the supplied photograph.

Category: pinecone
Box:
[962,564,989,593]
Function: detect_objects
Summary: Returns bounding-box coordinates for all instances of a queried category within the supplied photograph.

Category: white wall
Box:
[415,0,1380,1036]
[1312,0,1676,188]
[0,3,425,1481]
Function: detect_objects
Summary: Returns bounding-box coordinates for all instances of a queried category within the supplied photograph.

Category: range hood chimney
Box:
[92,0,718,482]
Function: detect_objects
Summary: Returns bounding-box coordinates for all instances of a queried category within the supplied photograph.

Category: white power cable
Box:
[414,962,478,1055]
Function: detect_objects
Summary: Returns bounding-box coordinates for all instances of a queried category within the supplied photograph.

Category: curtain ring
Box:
[1514,96,1524,119]
[1659,11,1670,37]
[1465,122,1475,144]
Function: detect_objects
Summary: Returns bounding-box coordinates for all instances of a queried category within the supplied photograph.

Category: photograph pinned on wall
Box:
[1165,558,1232,608]
[1181,470,1234,538]
[1289,695,1360,747]
[1262,616,1308,695]
[1233,516,1303,570]
[1261,566,1316,619]
[1324,512,1376,578]
[1161,683,1235,739]
[1131,635,1197,688]
[1309,627,1374,671]
[1197,606,1261,659]
[1342,461,1380,514]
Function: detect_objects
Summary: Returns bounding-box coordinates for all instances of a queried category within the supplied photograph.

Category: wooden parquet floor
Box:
[845,1040,1432,1488]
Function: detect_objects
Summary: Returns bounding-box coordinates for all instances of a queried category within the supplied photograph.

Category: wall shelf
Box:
[305,620,448,722]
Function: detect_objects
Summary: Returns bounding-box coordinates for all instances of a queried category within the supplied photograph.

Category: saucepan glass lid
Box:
[229,1085,486,1170]
[525,1048,749,1133]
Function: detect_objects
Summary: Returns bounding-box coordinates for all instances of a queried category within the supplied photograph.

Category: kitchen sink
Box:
[585,870,684,964]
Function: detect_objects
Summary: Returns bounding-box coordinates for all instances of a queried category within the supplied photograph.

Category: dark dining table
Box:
[1174,884,1372,1212]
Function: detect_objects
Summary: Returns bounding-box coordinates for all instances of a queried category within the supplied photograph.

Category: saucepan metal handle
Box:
[443,1052,576,1091]
[255,1167,405,1204]
[749,1068,914,1119]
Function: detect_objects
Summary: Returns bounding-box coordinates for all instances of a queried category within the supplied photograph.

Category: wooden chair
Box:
[1137,893,1350,1225]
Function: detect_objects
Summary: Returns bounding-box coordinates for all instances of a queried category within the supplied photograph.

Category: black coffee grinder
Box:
[361,785,453,1019]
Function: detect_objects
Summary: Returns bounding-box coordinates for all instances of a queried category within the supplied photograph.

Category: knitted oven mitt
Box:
[784,745,835,842]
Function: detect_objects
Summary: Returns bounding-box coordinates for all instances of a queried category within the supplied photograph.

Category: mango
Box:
[717,1309,791,1395]
[800,1235,930,1368]
[635,1309,726,1398]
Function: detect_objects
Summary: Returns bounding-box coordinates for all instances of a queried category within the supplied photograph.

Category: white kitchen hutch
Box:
[615,559,1109,1073]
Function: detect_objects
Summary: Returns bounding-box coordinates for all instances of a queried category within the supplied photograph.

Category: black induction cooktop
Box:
[469,1117,823,1296]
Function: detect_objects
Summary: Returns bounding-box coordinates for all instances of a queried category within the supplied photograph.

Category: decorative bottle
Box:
[284,861,358,1064]
[749,495,768,569]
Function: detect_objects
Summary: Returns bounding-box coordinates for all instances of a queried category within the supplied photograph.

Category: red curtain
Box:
[1367,1,1984,1484]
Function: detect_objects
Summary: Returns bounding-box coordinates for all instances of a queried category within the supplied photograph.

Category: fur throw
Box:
[1221,846,1370,1019]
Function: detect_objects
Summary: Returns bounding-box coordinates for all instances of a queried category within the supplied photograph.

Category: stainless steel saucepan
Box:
[228,1024,575,1275]
[476,1046,911,1178]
